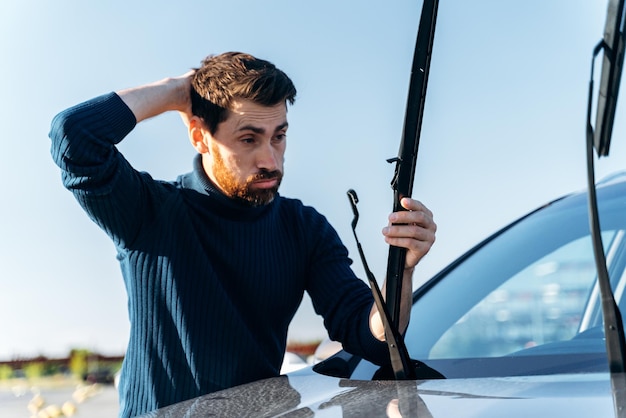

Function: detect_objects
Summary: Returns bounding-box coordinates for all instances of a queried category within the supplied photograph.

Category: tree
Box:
[69,349,90,378]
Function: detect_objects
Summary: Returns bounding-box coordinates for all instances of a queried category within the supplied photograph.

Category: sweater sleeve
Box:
[49,93,153,248]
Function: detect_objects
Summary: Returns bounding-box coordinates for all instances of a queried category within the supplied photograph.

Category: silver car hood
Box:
[141,371,619,417]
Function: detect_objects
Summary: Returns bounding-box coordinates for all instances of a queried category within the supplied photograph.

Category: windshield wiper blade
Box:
[344,0,439,381]
[593,0,626,156]
[585,0,626,415]
[386,0,439,330]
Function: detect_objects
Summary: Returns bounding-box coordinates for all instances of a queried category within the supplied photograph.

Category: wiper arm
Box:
[586,57,626,415]
[586,39,626,376]
[346,190,445,381]
[347,189,416,380]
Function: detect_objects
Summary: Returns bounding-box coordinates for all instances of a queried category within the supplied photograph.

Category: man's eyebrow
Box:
[237,122,289,134]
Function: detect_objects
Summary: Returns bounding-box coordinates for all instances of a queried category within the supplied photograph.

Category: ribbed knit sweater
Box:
[49,93,388,417]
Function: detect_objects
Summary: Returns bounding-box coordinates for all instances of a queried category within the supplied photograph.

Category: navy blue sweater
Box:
[49,93,388,417]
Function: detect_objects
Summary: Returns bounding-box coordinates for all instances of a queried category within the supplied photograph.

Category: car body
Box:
[141,172,626,417]
[138,373,619,417]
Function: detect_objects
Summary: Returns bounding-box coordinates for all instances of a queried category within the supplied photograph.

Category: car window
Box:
[404,180,626,377]
[430,235,600,358]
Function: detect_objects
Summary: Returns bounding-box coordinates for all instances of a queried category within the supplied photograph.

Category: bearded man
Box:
[49,52,436,418]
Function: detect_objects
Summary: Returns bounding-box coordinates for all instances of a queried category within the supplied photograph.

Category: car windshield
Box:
[404,174,626,378]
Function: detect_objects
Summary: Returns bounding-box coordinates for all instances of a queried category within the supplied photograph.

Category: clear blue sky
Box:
[1,0,624,359]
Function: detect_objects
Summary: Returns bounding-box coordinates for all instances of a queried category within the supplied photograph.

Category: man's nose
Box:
[256,143,280,170]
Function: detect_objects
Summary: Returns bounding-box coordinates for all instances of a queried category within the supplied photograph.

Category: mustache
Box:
[249,170,282,182]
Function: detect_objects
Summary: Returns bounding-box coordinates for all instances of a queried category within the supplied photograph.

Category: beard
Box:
[211,146,283,206]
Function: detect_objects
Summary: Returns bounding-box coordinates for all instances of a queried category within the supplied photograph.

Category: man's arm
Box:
[49,72,195,249]
[116,71,193,123]
[370,197,436,340]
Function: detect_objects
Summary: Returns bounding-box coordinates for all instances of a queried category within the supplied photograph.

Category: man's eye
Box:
[242,137,255,144]
[274,134,286,142]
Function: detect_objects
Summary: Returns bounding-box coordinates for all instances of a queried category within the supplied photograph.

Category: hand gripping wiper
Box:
[386,0,439,329]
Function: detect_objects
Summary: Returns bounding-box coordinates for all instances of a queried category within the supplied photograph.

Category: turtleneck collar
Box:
[178,155,277,221]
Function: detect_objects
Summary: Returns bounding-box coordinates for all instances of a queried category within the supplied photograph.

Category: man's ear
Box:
[188,116,210,154]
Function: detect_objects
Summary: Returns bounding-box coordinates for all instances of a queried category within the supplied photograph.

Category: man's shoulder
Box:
[275,196,336,235]
[276,195,323,217]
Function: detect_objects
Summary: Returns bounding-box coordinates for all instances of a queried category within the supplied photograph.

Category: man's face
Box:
[202,99,288,206]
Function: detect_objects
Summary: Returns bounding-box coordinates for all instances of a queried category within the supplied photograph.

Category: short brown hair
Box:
[191,52,297,134]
